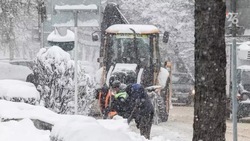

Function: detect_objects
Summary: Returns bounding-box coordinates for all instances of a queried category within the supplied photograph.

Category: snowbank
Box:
[0,100,151,141]
[0,100,57,123]
[0,80,40,104]
[51,117,133,141]
[0,62,32,81]
[0,119,50,141]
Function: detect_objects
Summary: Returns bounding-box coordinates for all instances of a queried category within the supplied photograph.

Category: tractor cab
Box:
[99,24,162,87]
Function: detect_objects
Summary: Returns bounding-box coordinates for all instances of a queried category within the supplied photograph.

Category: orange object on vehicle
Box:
[98,89,112,112]
[105,90,112,108]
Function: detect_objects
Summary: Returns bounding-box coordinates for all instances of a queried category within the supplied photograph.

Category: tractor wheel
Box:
[155,94,168,123]
[156,78,170,123]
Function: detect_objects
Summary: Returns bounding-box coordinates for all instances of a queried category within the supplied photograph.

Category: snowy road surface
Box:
[133,106,250,141]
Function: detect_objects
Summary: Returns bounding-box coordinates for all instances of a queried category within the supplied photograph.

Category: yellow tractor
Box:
[95,24,172,123]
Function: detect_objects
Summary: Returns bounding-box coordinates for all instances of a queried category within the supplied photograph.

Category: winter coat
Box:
[103,90,129,118]
[126,84,154,126]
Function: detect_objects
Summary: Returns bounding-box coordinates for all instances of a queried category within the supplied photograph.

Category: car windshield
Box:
[241,70,250,85]
[108,34,151,66]
[172,73,193,84]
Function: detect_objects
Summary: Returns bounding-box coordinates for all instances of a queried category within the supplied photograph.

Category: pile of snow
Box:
[51,117,134,141]
[0,100,57,123]
[0,119,50,141]
[0,62,32,81]
[0,80,39,104]
[0,100,159,141]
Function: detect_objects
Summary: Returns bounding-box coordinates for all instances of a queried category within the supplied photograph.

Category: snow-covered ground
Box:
[0,119,51,141]
[0,100,167,141]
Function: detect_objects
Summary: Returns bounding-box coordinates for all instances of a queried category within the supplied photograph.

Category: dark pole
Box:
[231,0,237,37]
[129,28,139,64]
[230,0,237,141]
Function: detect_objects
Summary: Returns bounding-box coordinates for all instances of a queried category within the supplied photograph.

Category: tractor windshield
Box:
[108,33,152,67]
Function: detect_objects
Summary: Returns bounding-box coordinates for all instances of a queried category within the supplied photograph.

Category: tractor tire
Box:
[157,78,171,123]
[155,94,169,123]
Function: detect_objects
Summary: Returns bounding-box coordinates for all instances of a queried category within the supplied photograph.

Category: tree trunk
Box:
[193,1,227,141]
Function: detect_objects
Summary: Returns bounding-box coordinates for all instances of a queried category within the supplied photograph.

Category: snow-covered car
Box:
[0,79,40,105]
[171,73,194,105]
[0,61,32,81]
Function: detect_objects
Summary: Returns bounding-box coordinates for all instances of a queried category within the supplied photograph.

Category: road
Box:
[131,106,250,141]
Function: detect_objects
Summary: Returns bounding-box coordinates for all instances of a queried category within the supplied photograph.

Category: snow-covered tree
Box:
[0,0,43,60]
[32,46,95,114]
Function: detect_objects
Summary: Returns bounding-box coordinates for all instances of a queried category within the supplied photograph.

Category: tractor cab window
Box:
[108,33,151,67]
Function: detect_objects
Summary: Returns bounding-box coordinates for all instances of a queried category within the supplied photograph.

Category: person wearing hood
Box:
[126,83,154,139]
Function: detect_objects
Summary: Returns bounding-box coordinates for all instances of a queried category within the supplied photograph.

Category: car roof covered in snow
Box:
[238,41,250,51]
[238,65,250,70]
[105,24,160,34]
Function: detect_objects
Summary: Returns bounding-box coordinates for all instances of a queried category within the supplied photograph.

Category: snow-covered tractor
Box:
[94,24,171,123]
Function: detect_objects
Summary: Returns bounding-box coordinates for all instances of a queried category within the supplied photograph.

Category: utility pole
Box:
[73,10,79,115]
[230,0,237,141]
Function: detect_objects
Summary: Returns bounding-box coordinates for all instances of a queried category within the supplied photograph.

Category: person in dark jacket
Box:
[103,80,129,119]
[126,83,154,139]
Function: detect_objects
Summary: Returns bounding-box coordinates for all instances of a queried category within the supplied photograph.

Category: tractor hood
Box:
[112,63,137,73]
